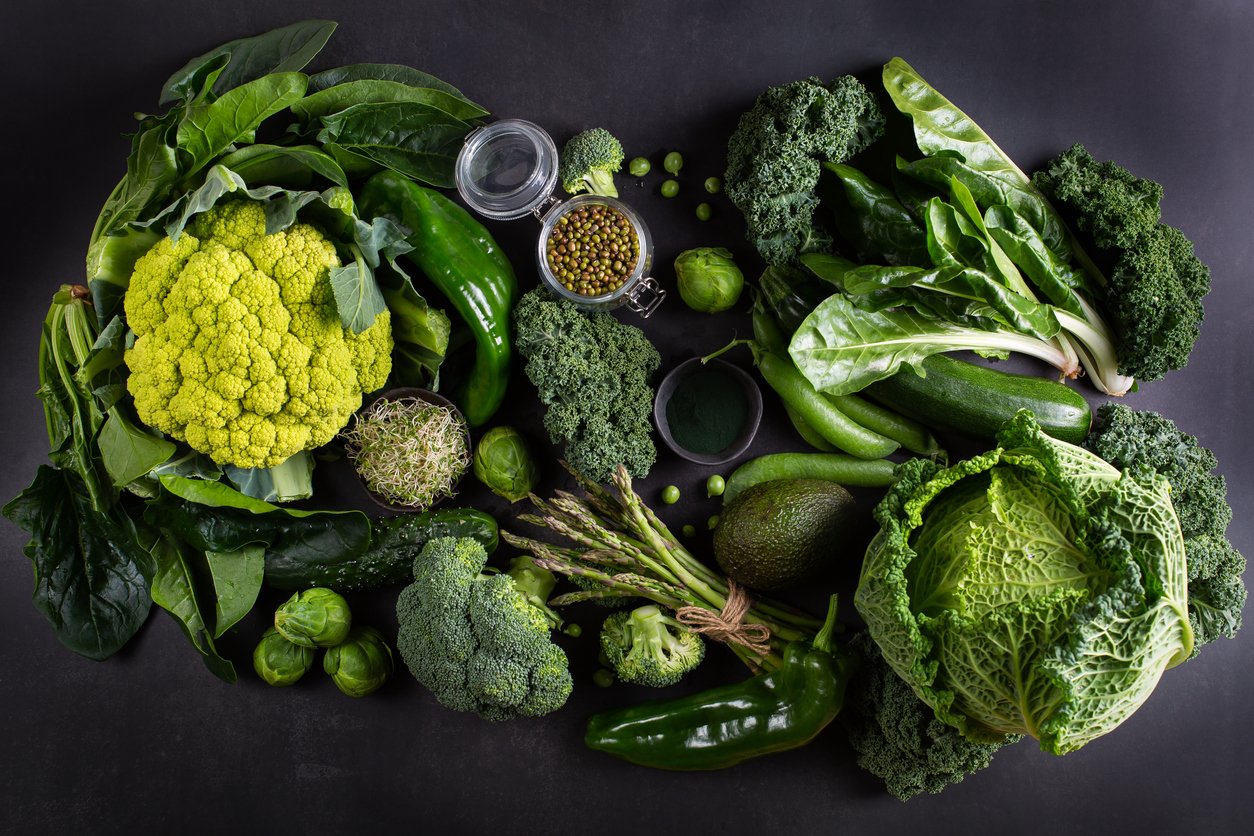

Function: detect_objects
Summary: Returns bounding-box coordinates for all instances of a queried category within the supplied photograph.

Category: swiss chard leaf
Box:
[3,466,154,661]
[317,101,472,188]
[823,163,928,266]
[985,205,1091,316]
[159,19,336,105]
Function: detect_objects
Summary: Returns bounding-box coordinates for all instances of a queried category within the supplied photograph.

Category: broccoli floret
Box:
[559,128,625,198]
[1032,145,1210,382]
[506,555,582,635]
[512,288,659,483]
[1083,404,1246,650]
[395,537,573,720]
[599,605,705,688]
[725,76,885,265]
[842,632,1016,801]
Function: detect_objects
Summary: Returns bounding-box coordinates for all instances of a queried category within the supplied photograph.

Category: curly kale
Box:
[512,288,659,483]
[1083,403,1246,650]
[1032,145,1210,382]
[725,75,885,266]
[842,631,1016,801]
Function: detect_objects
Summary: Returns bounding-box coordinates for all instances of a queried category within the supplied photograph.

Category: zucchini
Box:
[264,507,499,590]
[864,354,1092,444]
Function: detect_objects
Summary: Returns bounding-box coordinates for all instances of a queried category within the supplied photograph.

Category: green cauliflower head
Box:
[124,200,392,469]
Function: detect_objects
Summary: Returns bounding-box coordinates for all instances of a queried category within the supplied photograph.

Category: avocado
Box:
[712,478,858,592]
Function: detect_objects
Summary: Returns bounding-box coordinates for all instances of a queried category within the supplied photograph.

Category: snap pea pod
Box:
[723,453,897,504]
[783,403,836,452]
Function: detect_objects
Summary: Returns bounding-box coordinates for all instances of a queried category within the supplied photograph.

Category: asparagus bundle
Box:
[501,465,826,671]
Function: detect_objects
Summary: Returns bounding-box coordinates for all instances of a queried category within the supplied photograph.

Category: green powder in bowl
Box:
[665,366,749,455]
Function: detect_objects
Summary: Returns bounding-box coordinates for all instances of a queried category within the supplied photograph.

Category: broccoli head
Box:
[599,605,705,688]
[512,288,659,482]
[1083,404,1246,650]
[1032,144,1209,382]
[395,537,573,720]
[559,128,624,198]
[842,631,1016,801]
[725,75,885,265]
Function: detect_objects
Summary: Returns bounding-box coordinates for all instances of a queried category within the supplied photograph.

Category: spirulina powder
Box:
[665,367,747,455]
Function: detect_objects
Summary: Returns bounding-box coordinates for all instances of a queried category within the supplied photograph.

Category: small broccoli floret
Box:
[1032,145,1210,382]
[512,288,659,483]
[395,537,573,720]
[559,128,625,198]
[599,605,705,688]
[725,76,885,265]
[842,632,1016,801]
[1083,404,1246,650]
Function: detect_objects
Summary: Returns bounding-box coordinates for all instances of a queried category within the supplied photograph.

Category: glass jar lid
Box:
[454,119,559,220]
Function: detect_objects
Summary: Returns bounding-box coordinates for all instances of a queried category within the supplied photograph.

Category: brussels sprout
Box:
[472,426,540,502]
[274,588,352,648]
[673,248,744,313]
[253,627,317,687]
[323,626,394,697]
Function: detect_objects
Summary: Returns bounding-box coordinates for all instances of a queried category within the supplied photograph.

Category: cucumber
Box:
[264,508,499,590]
[864,354,1092,444]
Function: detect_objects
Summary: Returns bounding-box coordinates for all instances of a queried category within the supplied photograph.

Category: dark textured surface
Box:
[2,1,1252,833]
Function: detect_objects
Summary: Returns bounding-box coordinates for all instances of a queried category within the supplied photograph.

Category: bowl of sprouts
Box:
[341,388,472,512]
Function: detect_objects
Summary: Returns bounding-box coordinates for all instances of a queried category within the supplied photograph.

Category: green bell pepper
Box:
[584,596,856,770]
[359,172,518,427]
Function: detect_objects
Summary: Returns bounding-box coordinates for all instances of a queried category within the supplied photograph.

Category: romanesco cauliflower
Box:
[124,200,392,469]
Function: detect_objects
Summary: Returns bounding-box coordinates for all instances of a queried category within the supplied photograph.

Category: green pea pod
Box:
[584,598,857,770]
[358,171,517,426]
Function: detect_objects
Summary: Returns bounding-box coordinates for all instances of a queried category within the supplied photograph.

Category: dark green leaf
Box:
[3,466,154,660]
[216,143,350,189]
[985,205,1091,315]
[309,62,471,100]
[293,79,489,123]
[823,163,928,266]
[160,20,336,105]
[98,410,176,488]
[149,534,237,682]
[175,72,308,170]
[316,101,472,188]
[380,268,451,388]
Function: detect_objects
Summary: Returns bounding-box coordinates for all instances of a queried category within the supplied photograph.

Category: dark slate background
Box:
[2,1,1251,834]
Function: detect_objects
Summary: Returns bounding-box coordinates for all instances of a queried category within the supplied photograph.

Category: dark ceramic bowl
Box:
[653,357,763,466]
[349,387,470,513]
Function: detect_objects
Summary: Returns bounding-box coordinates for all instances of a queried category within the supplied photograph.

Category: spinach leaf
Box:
[309,63,472,100]
[3,466,154,660]
[205,546,265,639]
[293,80,489,123]
[823,163,928,266]
[217,143,350,189]
[175,72,308,172]
[149,533,236,682]
[98,410,176,488]
[317,102,472,188]
[160,20,336,105]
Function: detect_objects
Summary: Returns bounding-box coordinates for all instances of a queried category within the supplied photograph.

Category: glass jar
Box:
[454,119,665,317]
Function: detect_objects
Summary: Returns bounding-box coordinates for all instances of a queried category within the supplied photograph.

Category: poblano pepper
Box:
[358,172,517,427]
[584,595,855,770]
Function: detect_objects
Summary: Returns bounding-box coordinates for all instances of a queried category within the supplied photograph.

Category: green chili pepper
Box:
[358,172,518,427]
[584,595,855,770]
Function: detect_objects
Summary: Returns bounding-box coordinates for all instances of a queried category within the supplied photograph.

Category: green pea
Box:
[707,514,720,531]
[629,157,651,176]
[663,151,684,175]
[661,485,680,504]
[695,202,713,221]
[593,668,616,688]
[704,176,722,194]
[706,474,725,498]
[682,524,697,538]
[660,179,680,198]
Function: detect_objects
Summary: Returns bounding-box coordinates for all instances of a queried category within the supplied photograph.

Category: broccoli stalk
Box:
[600,605,705,687]
[506,555,581,637]
[558,128,625,198]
